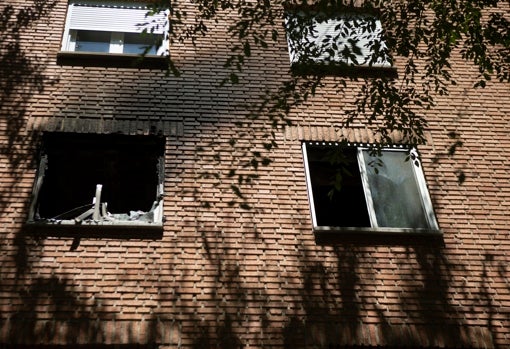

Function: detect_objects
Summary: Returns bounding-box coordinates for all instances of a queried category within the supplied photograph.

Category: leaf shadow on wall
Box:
[281,241,506,349]
[0,0,59,217]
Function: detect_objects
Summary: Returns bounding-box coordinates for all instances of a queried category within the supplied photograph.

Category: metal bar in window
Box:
[92,184,103,221]
[357,148,378,228]
[408,149,440,230]
[28,154,48,221]
[302,142,319,229]
[67,30,77,51]
[61,4,75,51]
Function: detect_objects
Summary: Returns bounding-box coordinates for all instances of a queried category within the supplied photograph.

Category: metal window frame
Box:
[302,142,440,233]
[357,147,439,230]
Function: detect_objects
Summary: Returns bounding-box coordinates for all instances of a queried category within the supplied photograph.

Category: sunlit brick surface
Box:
[1,1,509,348]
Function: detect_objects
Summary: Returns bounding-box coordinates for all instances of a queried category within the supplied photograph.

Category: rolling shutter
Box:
[286,13,391,67]
[68,2,166,34]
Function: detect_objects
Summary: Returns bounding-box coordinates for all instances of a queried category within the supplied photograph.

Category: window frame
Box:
[27,133,165,230]
[60,0,169,57]
[302,142,440,234]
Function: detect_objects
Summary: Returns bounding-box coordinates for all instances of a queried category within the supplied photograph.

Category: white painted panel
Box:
[69,3,166,34]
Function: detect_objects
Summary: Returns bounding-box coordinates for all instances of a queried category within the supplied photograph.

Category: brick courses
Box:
[1,0,510,348]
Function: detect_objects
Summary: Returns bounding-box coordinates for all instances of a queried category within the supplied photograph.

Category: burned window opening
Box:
[29,132,165,227]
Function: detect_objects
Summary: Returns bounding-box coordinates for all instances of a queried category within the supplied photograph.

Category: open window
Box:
[302,142,439,234]
[28,133,165,229]
[285,8,393,74]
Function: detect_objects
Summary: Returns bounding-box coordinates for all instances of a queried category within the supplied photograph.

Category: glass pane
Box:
[123,33,160,55]
[308,146,370,227]
[75,30,111,53]
[363,150,429,228]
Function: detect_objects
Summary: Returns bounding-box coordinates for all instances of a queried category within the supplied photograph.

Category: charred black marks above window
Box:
[29,133,165,226]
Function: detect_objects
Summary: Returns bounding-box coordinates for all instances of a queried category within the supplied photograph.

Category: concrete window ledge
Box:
[57,51,168,69]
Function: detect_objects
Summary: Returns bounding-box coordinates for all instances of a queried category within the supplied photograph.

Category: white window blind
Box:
[68,2,166,34]
[286,13,391,67]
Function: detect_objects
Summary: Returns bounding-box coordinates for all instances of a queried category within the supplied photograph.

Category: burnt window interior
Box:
[31,132,165,224]
[306,145,370,227]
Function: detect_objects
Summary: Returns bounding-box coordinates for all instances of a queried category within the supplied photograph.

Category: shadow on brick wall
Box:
[0,1,92,345]
[279,242,507,349]
[0,0,58,216]
[2,2,509,348]
[7,276,106,344]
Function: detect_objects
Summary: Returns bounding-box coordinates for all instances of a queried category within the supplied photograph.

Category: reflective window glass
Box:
[75,30,110,53]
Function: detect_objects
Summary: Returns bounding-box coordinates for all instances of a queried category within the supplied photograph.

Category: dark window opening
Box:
[30,133,165,225]
[307,145,370,227]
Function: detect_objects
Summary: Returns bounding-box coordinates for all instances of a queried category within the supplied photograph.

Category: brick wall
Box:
[0,0,509,348]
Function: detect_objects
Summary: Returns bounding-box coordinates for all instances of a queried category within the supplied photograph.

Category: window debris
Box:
[28,132,165,227]
[42,184,162,225]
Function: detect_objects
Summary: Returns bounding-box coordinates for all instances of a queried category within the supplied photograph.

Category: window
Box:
[61,0,168,56]
[285,10,391,68]
[302,142,439,233]
[28,133,165,228]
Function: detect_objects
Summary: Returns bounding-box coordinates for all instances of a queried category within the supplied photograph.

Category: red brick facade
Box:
[1,1,509,348]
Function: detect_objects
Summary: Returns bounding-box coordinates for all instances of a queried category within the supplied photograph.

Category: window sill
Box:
[313,226,443,245]
[291,62,398,78]
[24,220,164,239]
[314,226,442,234]
[57,51,168,69]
